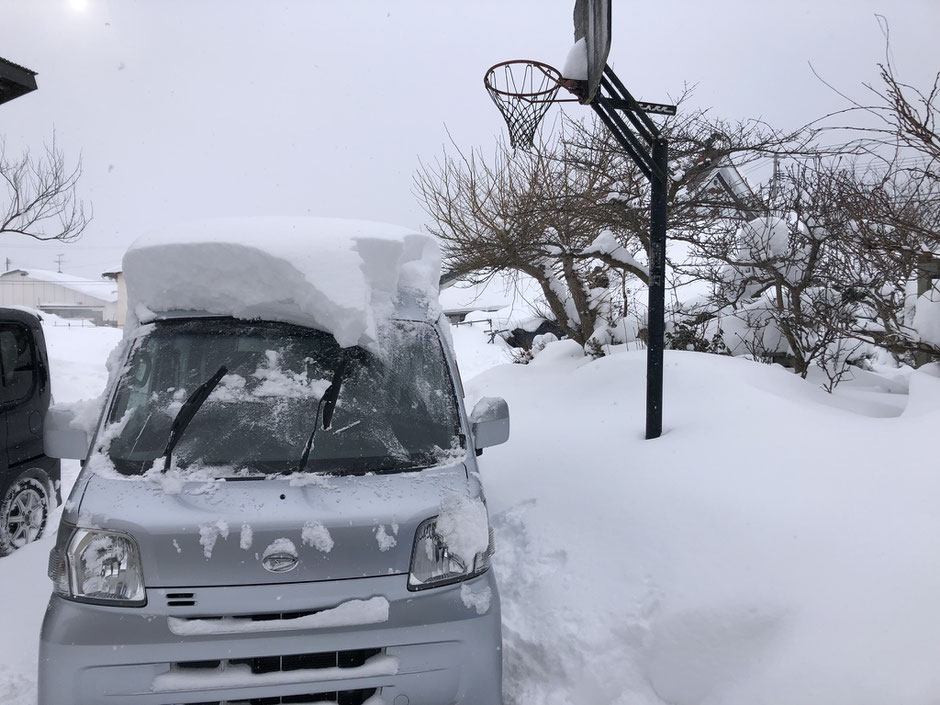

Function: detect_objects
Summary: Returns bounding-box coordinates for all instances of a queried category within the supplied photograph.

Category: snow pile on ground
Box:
[450,321,515,381]
[4,313,940,705]
[467,341,940,705]
[123,217,441,348]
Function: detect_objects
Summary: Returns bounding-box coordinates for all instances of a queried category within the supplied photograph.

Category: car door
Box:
[0,358,6,476]
[0,319,44,467]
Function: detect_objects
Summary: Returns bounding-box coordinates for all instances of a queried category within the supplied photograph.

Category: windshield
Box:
[103,318,464,476]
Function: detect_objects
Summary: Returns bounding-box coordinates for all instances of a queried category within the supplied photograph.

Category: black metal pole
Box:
[645,136,668,440]
[584,65,673,439]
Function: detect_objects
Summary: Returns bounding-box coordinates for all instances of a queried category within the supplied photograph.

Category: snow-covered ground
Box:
[3,316,940,704]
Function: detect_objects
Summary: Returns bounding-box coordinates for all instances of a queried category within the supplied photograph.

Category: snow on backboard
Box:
[572,0,611,104]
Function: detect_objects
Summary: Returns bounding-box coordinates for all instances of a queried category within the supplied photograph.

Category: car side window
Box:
[0,323,36,405]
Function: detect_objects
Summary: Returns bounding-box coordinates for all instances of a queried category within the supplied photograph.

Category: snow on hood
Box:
[122,217,442,349]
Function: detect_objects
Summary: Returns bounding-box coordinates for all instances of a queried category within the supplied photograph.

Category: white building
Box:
[0,269,118,325]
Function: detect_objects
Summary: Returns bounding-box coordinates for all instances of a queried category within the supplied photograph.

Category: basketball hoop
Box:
[483,60,578,150]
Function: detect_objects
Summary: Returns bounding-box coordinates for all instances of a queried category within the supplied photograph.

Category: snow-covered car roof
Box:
[123,217,442,349]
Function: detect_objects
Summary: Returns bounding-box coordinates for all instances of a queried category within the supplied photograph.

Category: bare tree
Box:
[1,138,91,243]
[416,102,810,350]
[810,22,940,364]
[415,125,649,347]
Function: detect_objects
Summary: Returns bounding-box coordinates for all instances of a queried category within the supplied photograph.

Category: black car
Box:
[0,307,60,556]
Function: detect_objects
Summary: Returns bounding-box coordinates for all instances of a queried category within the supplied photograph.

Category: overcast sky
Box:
[1,0,938,279]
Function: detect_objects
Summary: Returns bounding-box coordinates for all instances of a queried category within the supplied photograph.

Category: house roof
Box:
[0,269,118,303]
[685,153,758,213]
[438,272,548,330]
[0,56,38,107]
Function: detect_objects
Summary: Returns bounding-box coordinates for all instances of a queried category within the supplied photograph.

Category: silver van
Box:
[39,300,508,704]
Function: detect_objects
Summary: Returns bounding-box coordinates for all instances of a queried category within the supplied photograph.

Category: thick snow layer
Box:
[122,217,442,349]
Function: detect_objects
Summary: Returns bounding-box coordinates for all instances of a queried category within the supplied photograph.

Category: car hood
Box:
[69,463,477,588]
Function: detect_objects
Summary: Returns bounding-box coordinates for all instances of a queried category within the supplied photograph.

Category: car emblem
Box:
[262,553,299,573]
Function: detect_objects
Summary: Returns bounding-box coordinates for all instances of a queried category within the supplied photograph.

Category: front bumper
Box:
[38,571,502,705]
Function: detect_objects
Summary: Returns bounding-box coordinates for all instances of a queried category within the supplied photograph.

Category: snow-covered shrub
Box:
[665,320,730,355]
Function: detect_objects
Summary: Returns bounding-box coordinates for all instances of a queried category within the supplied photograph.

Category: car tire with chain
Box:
[0,473,49,557]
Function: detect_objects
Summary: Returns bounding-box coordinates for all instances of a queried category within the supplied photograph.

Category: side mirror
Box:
[44,405,91,460]
[469,396,510,453]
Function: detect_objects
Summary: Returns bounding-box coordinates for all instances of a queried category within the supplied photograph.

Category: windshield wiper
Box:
[162,365,228,470]
[296,353,352,473]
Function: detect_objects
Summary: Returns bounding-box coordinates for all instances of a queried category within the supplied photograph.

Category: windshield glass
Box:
[103,318,463,476]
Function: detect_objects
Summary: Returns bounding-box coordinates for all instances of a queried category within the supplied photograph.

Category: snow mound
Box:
[123,217,442,349]
[469,348,940,705]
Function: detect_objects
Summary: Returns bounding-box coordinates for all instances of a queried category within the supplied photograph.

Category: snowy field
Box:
[3,317,940,704]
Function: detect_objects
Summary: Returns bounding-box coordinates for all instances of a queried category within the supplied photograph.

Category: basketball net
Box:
[483,60,576,150]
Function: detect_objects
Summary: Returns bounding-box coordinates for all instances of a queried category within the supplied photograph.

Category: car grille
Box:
[168,688,377,704]
[166,592,197,607]
[175,647,382,675]
[172,609,325,623]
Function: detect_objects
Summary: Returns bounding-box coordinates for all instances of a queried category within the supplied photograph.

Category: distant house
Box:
[438,277,517,325]
[101,267,127,327]
[438,272,562,347]
[0,269,118,325]
[684,154,760,218]
[0,56,37,108]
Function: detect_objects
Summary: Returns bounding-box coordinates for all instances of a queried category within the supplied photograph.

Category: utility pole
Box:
[55,254,65,273]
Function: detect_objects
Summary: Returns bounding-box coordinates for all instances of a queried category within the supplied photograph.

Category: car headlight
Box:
[49,527,146,606]
[408,516,494,591]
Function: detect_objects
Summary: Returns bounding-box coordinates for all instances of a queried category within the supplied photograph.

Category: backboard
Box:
[572,0,611,104]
